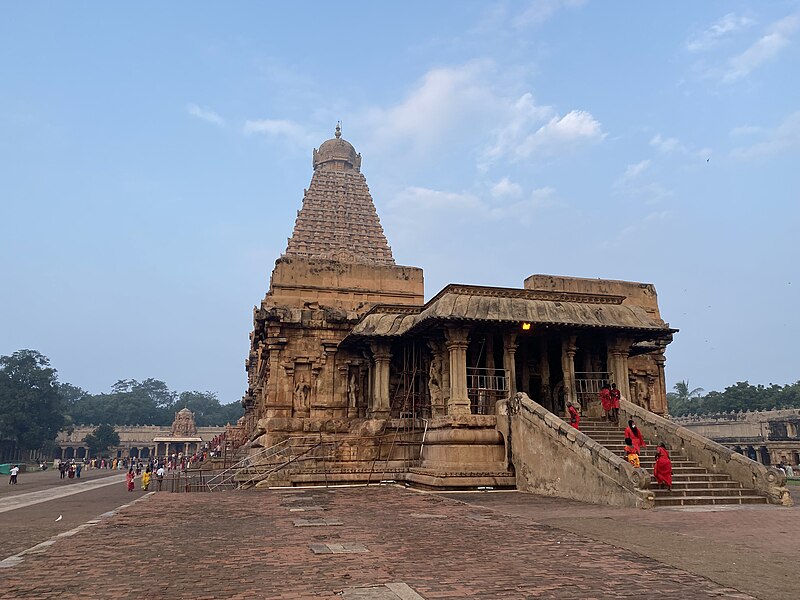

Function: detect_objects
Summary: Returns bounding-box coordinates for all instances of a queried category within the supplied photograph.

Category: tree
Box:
[84,424,120,456]
[673,380,705,402]
[0,350,65,450]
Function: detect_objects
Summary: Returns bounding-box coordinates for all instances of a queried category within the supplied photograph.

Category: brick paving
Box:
[0,486,762,599]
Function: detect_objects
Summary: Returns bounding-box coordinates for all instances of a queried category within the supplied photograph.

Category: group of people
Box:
[623,419,673,490]
[565,392,673,491]
[125,461,167,492]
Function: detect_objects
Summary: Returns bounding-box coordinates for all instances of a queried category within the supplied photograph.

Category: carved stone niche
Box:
[291,362,312,418]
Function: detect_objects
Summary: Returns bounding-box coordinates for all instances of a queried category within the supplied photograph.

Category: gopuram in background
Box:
[241,124,676,490]
[153,408,204,458]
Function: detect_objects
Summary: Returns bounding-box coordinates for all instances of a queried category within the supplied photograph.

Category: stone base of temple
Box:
[244,414,515,490]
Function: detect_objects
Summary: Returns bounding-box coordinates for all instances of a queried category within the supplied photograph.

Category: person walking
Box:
[141,467,151,491]
[155,465,165,492]
[610,383,621,424]
[125,468,135,492]
[624,419,647,453]
[9,465,19,485]
[567,402,580,430]
[599,383,612,422]
[653,443,673,490]
[75,462,82,478]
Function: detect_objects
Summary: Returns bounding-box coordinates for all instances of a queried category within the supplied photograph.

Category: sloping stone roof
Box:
[347,284,676,339]
[284,127,394,266]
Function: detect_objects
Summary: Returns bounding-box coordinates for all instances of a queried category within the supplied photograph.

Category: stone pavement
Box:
[0,485,768,600]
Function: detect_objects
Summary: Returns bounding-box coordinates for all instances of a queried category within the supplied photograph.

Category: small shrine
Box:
[153,408,204,457]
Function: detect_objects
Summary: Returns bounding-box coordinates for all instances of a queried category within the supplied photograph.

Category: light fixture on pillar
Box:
[521,322,532,331]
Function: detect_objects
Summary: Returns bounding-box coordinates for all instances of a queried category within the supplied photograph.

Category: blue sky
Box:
[2,1,799,404]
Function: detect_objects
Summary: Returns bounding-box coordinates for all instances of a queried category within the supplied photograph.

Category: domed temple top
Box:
[312,123,362,172]
[284,126,395,266]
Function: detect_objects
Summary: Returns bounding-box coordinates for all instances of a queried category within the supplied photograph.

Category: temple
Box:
[241,126,791,507]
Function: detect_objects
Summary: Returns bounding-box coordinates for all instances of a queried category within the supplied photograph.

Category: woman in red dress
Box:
[610,383,621,424]
[653,443,673,490]
[599,384,612,421]
[125,468,136,492]
[567,402,580,430]
[624,419,646,453]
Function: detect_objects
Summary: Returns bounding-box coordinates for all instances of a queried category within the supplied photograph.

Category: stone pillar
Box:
[444,326,471,416]
[267,337,289,418]
[539,338,551,405]
[607,337,633,402]
[653,354,668,415]
[369,341,392,419]
[503,333,518,398]
[560,335,577,412]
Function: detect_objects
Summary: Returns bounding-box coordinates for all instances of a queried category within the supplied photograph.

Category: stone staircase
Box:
[579,417,769,507]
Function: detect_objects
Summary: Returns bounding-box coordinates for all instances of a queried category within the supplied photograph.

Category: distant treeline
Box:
[0,349,243,453]
[668,380,800,417]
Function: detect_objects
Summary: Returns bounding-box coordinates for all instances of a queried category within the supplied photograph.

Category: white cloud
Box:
[242,118,316,148]
[362,61,500,156]
[187,104,224,126]
[649,134,681,154]
[687,13,755,52]
[620,159,651,182]
[359,63,603,168]
[731,111,800,159]
[649,133,710,160]
[729,125,764,136]
[483,97,605,165]
[513,0,587,28]
[490,177,523,198]
[616,211,673,242]
[723,14,799,83]
[387,185,558,224]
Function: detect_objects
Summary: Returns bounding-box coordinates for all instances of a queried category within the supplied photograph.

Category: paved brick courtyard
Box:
[2,485,779,599]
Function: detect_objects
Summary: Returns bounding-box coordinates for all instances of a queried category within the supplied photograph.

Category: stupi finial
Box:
[335,121,341,139]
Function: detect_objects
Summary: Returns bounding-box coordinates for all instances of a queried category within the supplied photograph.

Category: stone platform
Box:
[3,485,798,599]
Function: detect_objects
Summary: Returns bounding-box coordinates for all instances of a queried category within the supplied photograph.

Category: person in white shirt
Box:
[156,466,165,491]
[9,465,19,485]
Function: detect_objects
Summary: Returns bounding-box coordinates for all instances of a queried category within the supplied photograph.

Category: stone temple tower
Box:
[242,126,424,441]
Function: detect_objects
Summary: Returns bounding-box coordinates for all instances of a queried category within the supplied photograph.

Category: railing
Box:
[574,372,610,411]
[467,367,509,415]
[205,435,342,491]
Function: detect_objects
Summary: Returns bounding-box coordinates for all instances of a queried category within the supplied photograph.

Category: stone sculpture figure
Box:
[347,371,360,409]
[427,340,444,412]
[294,380,311,410]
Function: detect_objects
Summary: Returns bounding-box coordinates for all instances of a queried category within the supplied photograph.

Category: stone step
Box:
[658,480,742,490]
[653,487,752,498]
[654,495,768,507]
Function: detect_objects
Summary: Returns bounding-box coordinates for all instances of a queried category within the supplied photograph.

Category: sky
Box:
[1,1,799,404]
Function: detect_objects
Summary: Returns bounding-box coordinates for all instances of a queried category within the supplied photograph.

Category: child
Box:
[624,437,640,468]
[653,442,673,490]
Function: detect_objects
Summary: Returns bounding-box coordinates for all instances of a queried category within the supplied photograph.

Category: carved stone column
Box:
[539,337,551,405]
[445,326,471,416]
[607,337,633,402]
[561,334,578,412]
[503,333,518,398]
[653,354,668,415]
[369,341,392,419]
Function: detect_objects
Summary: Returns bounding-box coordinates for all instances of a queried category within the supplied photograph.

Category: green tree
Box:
[83,424,120,456]
[673,380,705,402]
[0,350,65,450]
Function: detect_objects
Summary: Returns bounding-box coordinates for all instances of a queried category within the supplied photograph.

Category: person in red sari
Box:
[125,468,135,492]
[624,419,646,453]
[567,402,580,430]
[653,442,673,490]
[599,384,612,421]
[610,383,621,424]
